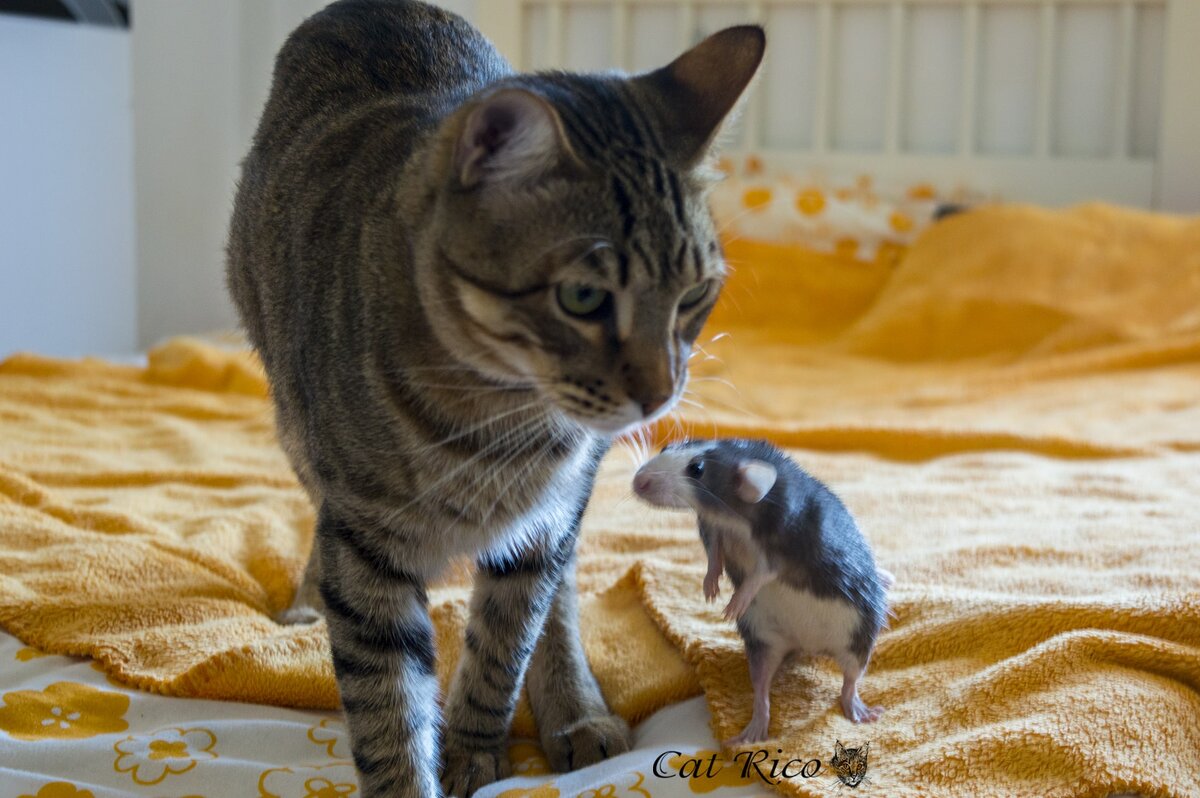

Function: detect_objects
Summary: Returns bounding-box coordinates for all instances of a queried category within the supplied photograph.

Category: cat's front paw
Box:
[542,713,631,772]
[703,573,721,602]
[440,740,510,798]
[276,582,325,625]
[275,605,323,625]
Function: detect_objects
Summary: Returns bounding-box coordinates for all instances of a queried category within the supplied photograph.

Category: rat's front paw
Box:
[441,738,510,797]
[703,573,721,602]
[722,590,754,621]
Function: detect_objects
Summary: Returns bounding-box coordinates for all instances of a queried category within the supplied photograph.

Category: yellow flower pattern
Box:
[508,741,552,776]
[890,211,915,233]
[19,784,95,798]
[711,155,980,266]
[496,786,560,798]
[667,750,759,794]
[742,188,773,210]
[301,777,356,798]
[113,726,217,785]
[795,188,826,216]
[907,182,937,200]
[258,762,359,798]
[307,718,351,759]
[0,682,129,741]
[577,772,652,798]
[498,770,652,798]
[15,647,47,662]
[0,632,731,798]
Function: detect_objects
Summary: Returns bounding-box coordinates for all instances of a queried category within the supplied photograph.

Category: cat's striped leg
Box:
[277,544,324,625]
[525,552,631,772]
[440,529,574,797]
[317,506,440,798]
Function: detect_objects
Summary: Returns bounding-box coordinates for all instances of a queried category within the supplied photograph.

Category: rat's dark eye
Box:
[685,459,705,479]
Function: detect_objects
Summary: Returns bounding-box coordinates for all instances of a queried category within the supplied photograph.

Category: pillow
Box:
[703,156,984,339]
[708,155,981,266]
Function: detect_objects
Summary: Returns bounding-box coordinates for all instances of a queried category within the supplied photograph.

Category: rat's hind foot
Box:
[839,662,883,723]
[724,717,770,748]
[839,690,884,723]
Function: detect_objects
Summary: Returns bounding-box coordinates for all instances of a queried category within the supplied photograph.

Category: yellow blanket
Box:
[2,203,1199,797]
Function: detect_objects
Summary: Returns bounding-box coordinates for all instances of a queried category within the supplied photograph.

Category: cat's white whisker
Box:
[690,376,742,394]
[402,401,547,458]
[391,414,552,515]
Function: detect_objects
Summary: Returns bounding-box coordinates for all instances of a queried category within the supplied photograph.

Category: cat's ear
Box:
[735,460,776,503]
[834,740,847,757]
[454,88,578,188]
[634,25,765,168]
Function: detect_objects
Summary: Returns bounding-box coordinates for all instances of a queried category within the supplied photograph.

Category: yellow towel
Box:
[1,202,1199,797]
[644,203,1200,797]
[0,342,697,732]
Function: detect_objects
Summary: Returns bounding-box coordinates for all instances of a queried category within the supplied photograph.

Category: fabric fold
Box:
[1,202,1199,796]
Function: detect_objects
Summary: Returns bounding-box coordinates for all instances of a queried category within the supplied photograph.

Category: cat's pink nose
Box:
[633,473,653,495]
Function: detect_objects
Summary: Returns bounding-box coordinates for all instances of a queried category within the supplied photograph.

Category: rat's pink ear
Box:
[454,88,577,188]
[735,460,776,503]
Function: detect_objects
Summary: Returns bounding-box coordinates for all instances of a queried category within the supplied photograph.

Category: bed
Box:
[3,2,1200,798]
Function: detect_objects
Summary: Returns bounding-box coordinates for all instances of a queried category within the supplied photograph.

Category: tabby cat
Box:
[226,1,764,795]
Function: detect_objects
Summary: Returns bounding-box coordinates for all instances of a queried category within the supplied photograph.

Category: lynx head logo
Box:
[830,740,869,788]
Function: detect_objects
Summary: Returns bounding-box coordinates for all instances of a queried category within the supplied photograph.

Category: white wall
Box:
[0,15,135,358]
[132,0,478,350]
[131,0,244,350]
[19,0,1190,357]
[494,0,1198,212]
[519,1,1167,164]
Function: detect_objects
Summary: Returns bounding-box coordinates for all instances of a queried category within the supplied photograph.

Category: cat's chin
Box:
[575,398,680,438]
[581,416,654,438]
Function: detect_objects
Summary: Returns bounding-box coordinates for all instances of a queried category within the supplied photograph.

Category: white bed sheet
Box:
[0,630,775,798]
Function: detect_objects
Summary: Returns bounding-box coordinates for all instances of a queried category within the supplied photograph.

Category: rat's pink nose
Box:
[633,473,653,495]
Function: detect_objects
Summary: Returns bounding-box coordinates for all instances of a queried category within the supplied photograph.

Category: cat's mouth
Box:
[551,389,680,438]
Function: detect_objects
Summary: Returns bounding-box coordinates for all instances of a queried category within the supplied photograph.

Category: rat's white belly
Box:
[742,581,860,659]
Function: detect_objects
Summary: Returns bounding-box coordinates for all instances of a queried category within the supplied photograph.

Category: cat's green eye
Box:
[679,281,711,310]
[556,283,611,318]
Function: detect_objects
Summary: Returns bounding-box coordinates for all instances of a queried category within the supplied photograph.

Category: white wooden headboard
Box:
[476,0,1200,211]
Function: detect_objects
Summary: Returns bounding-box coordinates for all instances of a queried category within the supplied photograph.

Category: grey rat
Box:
[633,438,892,745]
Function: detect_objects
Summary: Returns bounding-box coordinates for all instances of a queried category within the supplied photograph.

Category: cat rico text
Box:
[651,749,822,785]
